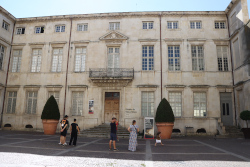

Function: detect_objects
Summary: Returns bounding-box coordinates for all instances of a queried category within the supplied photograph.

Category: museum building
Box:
[0,0,249,135]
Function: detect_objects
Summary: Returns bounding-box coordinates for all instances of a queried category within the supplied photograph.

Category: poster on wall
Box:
[144,117,154,139]
[89,100,94,114]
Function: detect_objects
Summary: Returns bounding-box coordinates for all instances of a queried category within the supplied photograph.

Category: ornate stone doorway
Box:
[104,92,120,123]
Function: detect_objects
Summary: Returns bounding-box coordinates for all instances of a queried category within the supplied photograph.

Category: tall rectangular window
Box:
[194,92,206,117]
[48,91,59,104]
[16,27,25,34]
[2,21,9,31]
[142,46,154,71]
[6,91,17,114]
[108,47,120,68]
[217,46,229,71]
[31,49,42,72]
[55,25,65,32]
[77,24,88,31]
[72,92,83,116]
[0,45,4,70]
[109,22,120,30]
[169,92,182,117]
[192,46,204,71]
[215,21,226,29]
[167,21,178,29]
[27,91,37,114]
[75,48,86,72]
[141,92,154,117]
[12,50,22,72]
[190,21,202,29]
[168,46,180,71]
[142,22,153,29]
[51,48,63,72]
[35,26,44,33]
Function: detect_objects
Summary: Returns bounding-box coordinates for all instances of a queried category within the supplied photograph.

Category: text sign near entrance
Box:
[144,117,154,139]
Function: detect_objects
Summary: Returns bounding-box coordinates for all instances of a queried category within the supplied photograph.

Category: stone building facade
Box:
[0,0,249,135]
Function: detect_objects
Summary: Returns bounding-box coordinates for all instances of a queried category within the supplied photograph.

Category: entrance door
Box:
[104,92,120,123]
[220,93,233,126]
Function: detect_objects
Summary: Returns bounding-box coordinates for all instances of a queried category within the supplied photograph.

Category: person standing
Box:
[109,117,118,151]
[69,119,80,146]
[116,120,119,141]
[128,120,139,152]
[59,115,69,146]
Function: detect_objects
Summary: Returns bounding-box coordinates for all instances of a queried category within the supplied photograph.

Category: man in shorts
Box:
[109,117,118,151]
[59,115,69,146]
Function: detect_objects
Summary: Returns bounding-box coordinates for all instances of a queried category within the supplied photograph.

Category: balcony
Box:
[89,68,134,87]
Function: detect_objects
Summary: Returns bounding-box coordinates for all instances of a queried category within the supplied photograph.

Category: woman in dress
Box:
[128,120,139,151]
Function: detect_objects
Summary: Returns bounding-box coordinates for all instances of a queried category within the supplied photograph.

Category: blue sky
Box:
[1,0,250,18]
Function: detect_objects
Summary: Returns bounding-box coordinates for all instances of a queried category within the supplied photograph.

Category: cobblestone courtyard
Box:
[0,131,250,167]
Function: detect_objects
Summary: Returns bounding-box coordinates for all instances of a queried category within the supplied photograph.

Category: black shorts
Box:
[110,133,117,141]
[60,130,67,136]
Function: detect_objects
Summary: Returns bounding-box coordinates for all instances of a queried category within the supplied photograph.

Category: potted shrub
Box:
[240,110,250,139]
[155,98,175,139]
[41,95,60,135]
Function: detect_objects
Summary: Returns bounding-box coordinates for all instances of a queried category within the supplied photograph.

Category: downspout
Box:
[0,21,15,128]
[226,14,237,126]
[159,13,163,100]
[63,18,73,117]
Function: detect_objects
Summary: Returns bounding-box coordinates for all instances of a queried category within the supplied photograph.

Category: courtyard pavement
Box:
[0,131,250,167]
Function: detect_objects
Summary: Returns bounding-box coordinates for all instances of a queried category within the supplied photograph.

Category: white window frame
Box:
[169,92,182,117]
[0,44,5,70]
[75,47,86,72]
[108,47,120,69]
[77,24,88,31]
[35,26,44,33]
[55,25,65,32]
[109,22,120,30]
[190,21,202,29]
[168,46,180,71]
[12,50,22,72]
[193,92,207,117]
[6,91,17,114]
[2,20,9,31]
[72,92,84,116]
[217,46,229,71]
[48,91,60,104]
[215,21,226,29]
[142,22,153,29]
[191,45,204,71]
[31,49,42,72]
[141,92,154,117]
[51,48,63,72]
[16,27,25,35]
[167,21,178,29]
[26,91,38,114]
[142,46,154,71]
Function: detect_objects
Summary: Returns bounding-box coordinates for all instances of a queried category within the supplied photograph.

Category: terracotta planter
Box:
[242,128,250,139]
[42,119,59,135]
[156,122,174,139]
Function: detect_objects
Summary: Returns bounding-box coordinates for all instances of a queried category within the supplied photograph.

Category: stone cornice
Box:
[225,0,238,14]
[0,36,11,46]
[15,11,226,23]
[0,6,16,21]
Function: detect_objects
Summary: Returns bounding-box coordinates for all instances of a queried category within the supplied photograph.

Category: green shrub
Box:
[155,98,175,123]
[41,95,60,120]
[240,110,250,128]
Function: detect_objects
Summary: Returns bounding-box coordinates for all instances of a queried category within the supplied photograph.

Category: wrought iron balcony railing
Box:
[89,68,134,78]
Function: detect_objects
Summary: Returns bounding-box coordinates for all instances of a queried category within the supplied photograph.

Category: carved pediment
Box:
[99,31,128,41]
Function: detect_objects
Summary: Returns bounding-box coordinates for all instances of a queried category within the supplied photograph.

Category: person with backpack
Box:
[59,115,69,146]
[69,119,80,146]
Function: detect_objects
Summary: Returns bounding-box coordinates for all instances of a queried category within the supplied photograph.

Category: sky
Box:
[1,0,250,18]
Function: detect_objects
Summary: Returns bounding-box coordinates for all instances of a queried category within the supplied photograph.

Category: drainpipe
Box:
[159,13,163,100]
[226,14,237,126]
[63,18,73,117]
[0,21,16,128]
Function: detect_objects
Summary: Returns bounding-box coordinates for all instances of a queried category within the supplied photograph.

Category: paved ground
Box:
[0,131,250,167]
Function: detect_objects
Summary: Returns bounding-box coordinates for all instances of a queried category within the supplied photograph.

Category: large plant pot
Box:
[242,128,250,139]
[156,122,174,139]
[42,119,59,135]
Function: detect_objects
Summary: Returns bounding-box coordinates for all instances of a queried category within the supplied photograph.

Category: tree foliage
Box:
[41,95,60,120]
[155,98,175,123]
